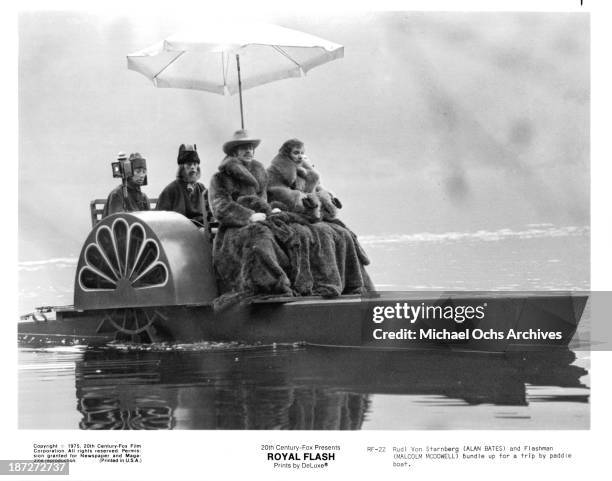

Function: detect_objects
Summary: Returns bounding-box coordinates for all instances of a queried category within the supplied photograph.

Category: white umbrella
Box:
[127,20,344,128]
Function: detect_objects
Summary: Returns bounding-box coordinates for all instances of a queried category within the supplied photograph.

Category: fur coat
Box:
[267,154,345,221]
[266,154,373,294]
[209,157,268,223]
[208,157,290,299]
[268,154,320,211]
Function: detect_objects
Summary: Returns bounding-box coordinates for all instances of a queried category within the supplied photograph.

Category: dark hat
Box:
[177,144,200,164]
[223,130,261,156]
[128,152,147,170]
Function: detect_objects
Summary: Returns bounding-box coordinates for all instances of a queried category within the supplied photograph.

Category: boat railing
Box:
[89,198,219,239]
[90,198,159,227]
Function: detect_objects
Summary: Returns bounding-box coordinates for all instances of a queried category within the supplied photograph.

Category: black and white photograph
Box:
[4,0,612,479]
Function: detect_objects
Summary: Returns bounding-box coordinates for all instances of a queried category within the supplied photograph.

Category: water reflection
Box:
[74,345,587,430]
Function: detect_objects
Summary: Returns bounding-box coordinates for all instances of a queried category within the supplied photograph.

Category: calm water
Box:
[18,225,590,429]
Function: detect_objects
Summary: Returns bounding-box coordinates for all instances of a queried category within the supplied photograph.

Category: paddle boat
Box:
[18,203,588,352]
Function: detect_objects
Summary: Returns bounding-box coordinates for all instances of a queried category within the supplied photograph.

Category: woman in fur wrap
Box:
[208,131,294,301]
[267,139,374,294]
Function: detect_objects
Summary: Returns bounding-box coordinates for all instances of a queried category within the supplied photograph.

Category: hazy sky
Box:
[18,11,589,261]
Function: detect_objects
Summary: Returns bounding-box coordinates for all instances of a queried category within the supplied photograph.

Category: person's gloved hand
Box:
[249,212,267,222]
[302,196,317,209]
[271,208,282,214]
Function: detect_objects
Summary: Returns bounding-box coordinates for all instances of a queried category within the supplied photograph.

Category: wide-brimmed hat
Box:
[177,144,200,165]
[223,130,261,156]
[128,152,147,169]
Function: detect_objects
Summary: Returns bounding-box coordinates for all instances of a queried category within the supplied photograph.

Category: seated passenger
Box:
[102,152,150,218]
[268,139,374,294]
[156,144,213,227]
[208,130,293,301]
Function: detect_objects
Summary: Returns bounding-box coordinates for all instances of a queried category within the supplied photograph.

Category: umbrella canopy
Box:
[127,20,344,127]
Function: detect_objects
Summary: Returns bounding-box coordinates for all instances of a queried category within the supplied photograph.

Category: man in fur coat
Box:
[267,139,374,294]
[207,130,296,302]
[103,152,150,218]
[156,144,213,227]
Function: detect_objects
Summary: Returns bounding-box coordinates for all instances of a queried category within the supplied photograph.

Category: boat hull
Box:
[18,292,588,352]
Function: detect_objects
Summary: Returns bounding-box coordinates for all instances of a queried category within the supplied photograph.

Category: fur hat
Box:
[223,130,261,156]
[177,144,200,164]
[128,152,147,170]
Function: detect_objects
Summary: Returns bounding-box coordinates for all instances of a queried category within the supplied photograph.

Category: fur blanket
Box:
[266,153,373,294]
[233,194,316,296]
[213,221,293,296]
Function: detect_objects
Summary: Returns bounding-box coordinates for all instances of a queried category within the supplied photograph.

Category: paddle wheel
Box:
[93,308,169,343]
[73,211,217,341]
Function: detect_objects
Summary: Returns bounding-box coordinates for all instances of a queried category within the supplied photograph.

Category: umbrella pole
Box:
[236,54,245,129]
